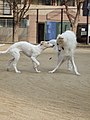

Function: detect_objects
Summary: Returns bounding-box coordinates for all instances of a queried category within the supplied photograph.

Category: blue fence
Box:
[45,21,70,41]
[45,21,56,40]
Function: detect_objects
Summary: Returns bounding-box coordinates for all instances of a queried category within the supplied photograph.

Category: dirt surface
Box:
[0,45,90,120]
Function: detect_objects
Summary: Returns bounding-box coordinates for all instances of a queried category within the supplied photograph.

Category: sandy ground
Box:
[0,45,90,120]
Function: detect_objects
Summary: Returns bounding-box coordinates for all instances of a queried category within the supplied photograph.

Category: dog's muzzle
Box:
[52,45,55,47]
[58,47,64,54]
[58,49,61,52]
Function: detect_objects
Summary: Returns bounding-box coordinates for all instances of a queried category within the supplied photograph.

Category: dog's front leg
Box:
[70,56,80,76]
[33,62,41,73]
[49,55,64,73]
[67,60,73,71]
[31,56,41,73]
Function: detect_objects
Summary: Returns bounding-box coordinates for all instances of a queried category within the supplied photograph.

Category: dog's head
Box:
[40,41,54,48]
[56,34,64,52]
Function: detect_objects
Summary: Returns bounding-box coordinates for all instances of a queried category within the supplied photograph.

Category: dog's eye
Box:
[57,43,59,45]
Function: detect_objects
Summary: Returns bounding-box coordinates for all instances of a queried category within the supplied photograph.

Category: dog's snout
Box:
[52,45,55,47]
[58,49,61,52]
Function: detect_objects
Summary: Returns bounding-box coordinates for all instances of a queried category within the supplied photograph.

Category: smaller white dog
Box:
[49,30,80,75]
[0,41,53,73]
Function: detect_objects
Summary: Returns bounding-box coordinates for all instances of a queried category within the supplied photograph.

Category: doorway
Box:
[76,23,89,43]
[38,23,45,43]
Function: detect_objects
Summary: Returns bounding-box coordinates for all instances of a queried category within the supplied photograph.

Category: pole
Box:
[13,18,14,42]
[36,9,38,43]
[13,0,15,43]
[61,8,63,34]
[86,0,89,44]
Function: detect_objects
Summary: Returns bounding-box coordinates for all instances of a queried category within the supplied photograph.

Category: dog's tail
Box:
[0,44,5,47]
[0,44,8,54]
[0,49,8,54]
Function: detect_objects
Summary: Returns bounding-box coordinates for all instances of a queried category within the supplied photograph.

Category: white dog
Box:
[0,41,53,73]
[49,30,80,75]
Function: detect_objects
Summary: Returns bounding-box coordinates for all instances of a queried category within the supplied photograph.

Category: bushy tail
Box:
[0,44,5,47]
[0,49,8,54]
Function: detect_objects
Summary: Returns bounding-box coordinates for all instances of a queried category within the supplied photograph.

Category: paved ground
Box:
[0,45,90,120]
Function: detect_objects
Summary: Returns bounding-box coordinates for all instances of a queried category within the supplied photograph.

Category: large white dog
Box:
[0,41,53,73]
[49,30,80,75]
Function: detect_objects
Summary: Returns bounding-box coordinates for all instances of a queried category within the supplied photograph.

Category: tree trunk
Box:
[14,24,20,42]
[71,23,78,33]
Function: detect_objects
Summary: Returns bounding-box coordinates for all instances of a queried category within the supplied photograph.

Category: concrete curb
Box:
[77,43,90,48]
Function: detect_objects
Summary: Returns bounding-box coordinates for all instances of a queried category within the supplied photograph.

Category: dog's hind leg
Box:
[10,50,21,73]
[7,57,15,71]
[70,56,80,76]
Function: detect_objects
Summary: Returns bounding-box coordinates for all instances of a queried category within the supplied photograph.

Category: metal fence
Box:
[0,17,28,43]
[0,6,88,43]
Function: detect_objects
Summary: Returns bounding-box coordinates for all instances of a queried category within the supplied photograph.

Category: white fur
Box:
[49,30,80,75]
[48,39,58,51]
[0,41,53,73]
[0,44,5,47]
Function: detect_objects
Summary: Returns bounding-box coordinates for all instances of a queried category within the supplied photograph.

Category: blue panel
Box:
[45,22,56,40]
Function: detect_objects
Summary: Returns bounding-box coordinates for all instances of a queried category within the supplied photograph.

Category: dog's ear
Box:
[57,34,63,39]
[62,46,64,50]
[40,41,44,45]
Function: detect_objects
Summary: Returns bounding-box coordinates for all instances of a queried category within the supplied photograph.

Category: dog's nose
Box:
[58,49,61,52]
[52,45,55,47]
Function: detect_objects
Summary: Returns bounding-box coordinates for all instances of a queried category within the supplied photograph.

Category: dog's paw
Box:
[75,72,80,76]
[16,71,21,74]
[36,70,41,73]
[48,70,54,73]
